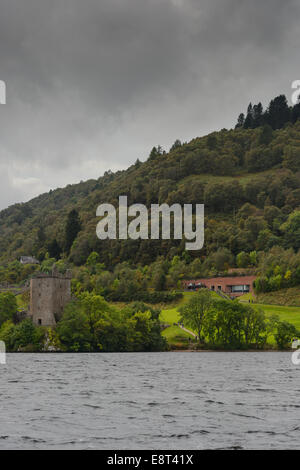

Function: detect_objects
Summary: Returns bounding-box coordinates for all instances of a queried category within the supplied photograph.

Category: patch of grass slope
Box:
[160,291,225,346]
[161,290,300,347]
[256,287,300,307]
[255,303,300,331]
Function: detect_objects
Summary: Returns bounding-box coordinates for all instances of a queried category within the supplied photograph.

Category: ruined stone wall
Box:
[51,277,71,322]
[30,274,71,327]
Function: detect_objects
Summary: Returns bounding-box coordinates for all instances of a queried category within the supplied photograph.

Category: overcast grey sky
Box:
[0,0,299,209]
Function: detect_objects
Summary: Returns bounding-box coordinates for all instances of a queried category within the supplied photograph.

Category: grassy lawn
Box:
[239,293,300,329]
[161,324,193,348]
[239,292,256,302]
[244,303,300,344]
[160,292,198,323]
[254,303,300,330]
[159,290,225,324]
[159,291,226,347]
[161,324,184,339]
[160,290,300,348]
[160,292,196,348]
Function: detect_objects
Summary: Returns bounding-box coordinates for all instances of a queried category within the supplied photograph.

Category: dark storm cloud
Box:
[0,0,299,208]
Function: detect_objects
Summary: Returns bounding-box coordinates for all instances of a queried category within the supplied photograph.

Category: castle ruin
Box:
[30,265,72,327]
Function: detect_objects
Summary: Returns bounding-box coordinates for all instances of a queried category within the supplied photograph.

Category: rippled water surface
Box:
[0,352,299,449]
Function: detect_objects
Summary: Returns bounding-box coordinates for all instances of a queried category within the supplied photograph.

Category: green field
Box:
[254,303,300,330]
[160,292,195,347]
[160,291,300,348]
[160,291,225,347]
[160,292,192,323]
[161,325,193,349]
[239,292,255,302]
[239,293,300,329]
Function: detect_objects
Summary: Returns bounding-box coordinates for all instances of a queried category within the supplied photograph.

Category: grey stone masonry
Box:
[30,266,71,327]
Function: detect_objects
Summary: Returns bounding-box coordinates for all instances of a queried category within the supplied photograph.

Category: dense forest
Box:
[0,94,300,299]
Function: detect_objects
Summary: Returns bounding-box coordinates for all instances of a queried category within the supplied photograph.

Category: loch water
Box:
[0,352,299,449]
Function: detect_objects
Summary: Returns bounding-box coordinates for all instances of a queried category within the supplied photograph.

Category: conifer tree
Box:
[244,103,254,128]
[235,113,245,128]
[65,209,81,254]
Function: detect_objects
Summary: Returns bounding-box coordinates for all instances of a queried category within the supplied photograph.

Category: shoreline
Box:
[4,348,294,354]
[171,349,292,352]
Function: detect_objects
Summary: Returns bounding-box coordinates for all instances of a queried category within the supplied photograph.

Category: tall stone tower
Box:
[30,266,72,327]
